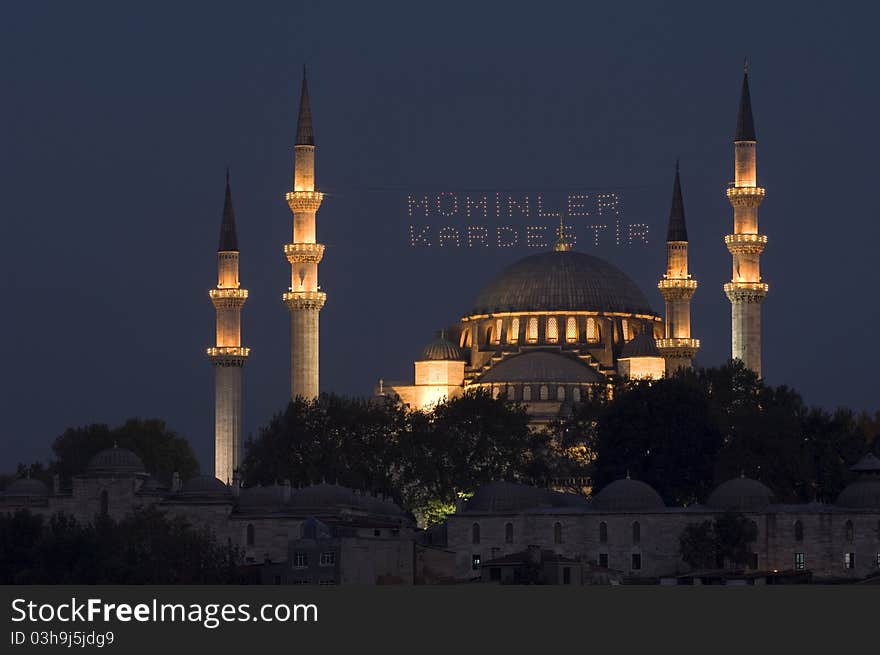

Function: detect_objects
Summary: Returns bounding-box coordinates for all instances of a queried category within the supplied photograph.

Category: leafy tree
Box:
[679,512,757,571]
[679,520,716,570]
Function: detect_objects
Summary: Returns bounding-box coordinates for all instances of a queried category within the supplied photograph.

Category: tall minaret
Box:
[208,170,249,484]
[724,61,768,377]
[283,67,325,398]
[656,161,699,372]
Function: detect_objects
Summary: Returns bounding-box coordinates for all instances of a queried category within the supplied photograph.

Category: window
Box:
[598,553,608,568]
[794,520,803,542]
[539,385,549,400]
[844,552,855,569]
[273,575,282,585]
[506,385,515,398]
[318,580,336,585]
[509,317,520,343]
[494,319,503,343]
[489,567,501,581]
[472,523,480,544]
[599,521,608,544]
[554,522,563,544]
[566,317,578,343]
[505,522,513,544]
[632,521,641,544]
[876,553,880,568]
[621,319,632,341]
[845,520,854,542]
[631,553,642,570]
[293,552,308,568]
[546,317,558,342]
[572,387,581,402]
[100,489,109,516]
[563,567,571,585]
[373,529,381,537]
[749,553,758,570]
[795,553,806,570]
[472,554,481,570]
[586,317,599,343]
[523,386,531,401]
[246,523,255,546]
[526,317,538,343]
[485,326,493,344]
[557,386,565,401]
[319,552,335,567]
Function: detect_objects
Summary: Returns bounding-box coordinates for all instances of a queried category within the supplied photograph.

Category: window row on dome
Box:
[484,383,595,403]
[465,316,606,348]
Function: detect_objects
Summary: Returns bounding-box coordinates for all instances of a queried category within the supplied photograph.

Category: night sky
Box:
[3,1,879,471]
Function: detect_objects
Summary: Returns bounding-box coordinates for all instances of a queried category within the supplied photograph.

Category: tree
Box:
[679,520,716,570]
[679,512,758,571]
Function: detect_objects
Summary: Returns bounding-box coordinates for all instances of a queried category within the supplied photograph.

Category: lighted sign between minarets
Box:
[724,61,768,377]
[656,161,699,371]
[207,170,249,484]
[283,67,325,399]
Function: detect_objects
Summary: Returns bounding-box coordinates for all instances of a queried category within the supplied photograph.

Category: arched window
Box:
[621,319,632,342]
[246,523,255,546]
[599,521,608,543]
[522,386,532,401]
[572,387,582,402]
[794,520,804,542]
[557,386,565,401]
[485,326,493,344]
[539,385,549,400]
[472,523,481,544]
[100,489,109,516]
[845,520,854,542]
[586,317,599,343]
[494,318,503,343]
[506,385,516,399]
[505,522,514,544]
[546,317,559,343]
[526,317,539,343]
[508,317,520,343]
[566,317,578,343]
[554,522,563,544]
[632,521,641,544]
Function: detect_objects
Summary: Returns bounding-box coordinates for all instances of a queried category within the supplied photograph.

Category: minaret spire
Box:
[207,169,249,484]
[657,161,699,372]
[725,61,768,377]
[284,66,326,399]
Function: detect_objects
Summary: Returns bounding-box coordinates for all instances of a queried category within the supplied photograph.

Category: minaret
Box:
[724,61,768,377]
[283,66,325,398]
[207,169,249,484]
[656,161,699,372]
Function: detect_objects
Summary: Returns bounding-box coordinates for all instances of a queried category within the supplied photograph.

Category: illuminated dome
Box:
[707,476,774,511]
[420,332,465,361]
[592,477,665,511]
[87,446,146,475]
[479,351,604,384]
[470,250,655,316]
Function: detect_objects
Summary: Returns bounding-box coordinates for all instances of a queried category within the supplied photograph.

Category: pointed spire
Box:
[666,159,688,242]
[735,59,756,141]
[554,214,572,252]
[218,167,239,252]
[295,65,315,146]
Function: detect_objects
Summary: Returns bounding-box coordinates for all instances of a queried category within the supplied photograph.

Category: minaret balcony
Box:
[284,243,325,264]
[283,290,327,311]
[658,277,697,301]
[656,338,700,360]
[725,233,767,255]
[285,190,324,213]
[209,288,248,309]
[206,346,250,366]
[724,281,769,303]
[726,186,765,207]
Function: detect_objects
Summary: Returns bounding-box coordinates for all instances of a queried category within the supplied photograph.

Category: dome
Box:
[592,477,664,511]
[620,331,661,358]
[835,479,880,509]
[420,332,465,361]
[470,250,656,316]
[239,483,288,507]
[87,446,146,475]
[466,481,587,513]
[4,478,49,498]
[707,476,774,511]
[478,351,605,384]
[178,475,231,497]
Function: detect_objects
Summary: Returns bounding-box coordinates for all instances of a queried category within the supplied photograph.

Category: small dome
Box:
[87,446,146,475]
[835,479,880,509]
[239,483,288,507]
[178,475,230,497]
[707,476,774,511]
[620,331,661,358]
[593,477,664,511]
[139,476,169,493]
[849,452,880,474]
[4,477,49,498]
[420,332,465,361]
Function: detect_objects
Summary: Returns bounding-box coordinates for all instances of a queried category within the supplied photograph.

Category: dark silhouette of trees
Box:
[679,512,758,570]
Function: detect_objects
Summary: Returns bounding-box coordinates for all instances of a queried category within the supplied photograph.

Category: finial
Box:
[625,470,631,480]
[675,157,680,173]
[743,57,750,75]
[554,215,571,252]
[113,441,118,449]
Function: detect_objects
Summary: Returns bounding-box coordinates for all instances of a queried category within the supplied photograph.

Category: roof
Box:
[735,69,756,141]
[707,475,774,511]
[177,475,231,498]
[482,549,580,566]
[218,168,239,252]
[420,331,465,361]
[620,331,661,358]
[3,477,49,498]
[470,250,656,316]
[666,161,688,242]
[465,481,589,513]
[295,66,314,146]
[836,479,880,509]
[592,477,665,511]
[478,351,606,384]
[87,446,146,476]
[850,453,880,474]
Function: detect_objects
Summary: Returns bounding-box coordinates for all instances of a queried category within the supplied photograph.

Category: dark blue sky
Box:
[3,1,879,471]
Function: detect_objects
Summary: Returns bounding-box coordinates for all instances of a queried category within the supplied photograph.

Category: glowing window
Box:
[539,385,549,400]
[572,387,582,403]
[566,317,578,342]
[546,317,558,342]
[508,317,520,343]
[795,553,805,570]
[494,319,503,344]
[506,385,515,398]
[621,319,632,342]
[844,552,855,569]
[557,386,565,400]
[523,386,532,401]
[586,317,599,343]
[526,317,538,343]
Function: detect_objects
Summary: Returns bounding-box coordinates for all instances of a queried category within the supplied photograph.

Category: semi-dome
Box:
[4,477,49,498]
[420,332,465,361]
[87,446,146,475]
[592,477,664,511]
[470,250,656,316]
[707,476,774,511]
[620,331,661,358]
[478,351,604,384]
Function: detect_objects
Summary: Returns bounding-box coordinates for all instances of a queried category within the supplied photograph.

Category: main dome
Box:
[470,250,655,316]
